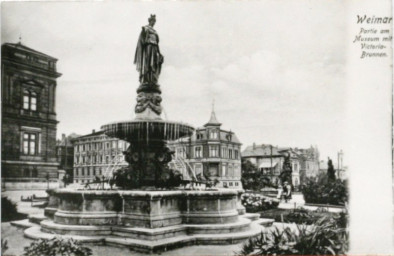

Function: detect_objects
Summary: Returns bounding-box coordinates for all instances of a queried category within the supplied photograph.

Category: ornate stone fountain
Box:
[24,15,266,253]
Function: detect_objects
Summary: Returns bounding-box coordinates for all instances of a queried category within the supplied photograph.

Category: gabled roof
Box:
[2,42,58,60]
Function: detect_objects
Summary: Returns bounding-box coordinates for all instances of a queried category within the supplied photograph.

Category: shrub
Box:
[1,196,27,222]
[301,174,348,206]
[23,237,92,256]
[238,214,348,255]
[241,193,279,213]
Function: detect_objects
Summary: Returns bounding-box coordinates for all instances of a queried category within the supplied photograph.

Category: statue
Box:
[134,14,164,86]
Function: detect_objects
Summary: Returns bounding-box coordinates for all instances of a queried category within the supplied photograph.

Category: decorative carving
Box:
[135,92,162,115]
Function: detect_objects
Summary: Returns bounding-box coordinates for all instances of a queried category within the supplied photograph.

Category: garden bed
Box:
[260,208,338,225]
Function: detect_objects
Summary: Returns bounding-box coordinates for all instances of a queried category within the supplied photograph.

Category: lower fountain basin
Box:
[33,188,262,252]
[50,189,240,227]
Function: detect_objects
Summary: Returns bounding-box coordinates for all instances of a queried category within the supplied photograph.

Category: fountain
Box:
[24,15,267,253]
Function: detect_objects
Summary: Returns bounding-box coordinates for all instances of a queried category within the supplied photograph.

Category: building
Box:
[73,130,129,184]
[1,42,62,180]
[56,133,80,179]
[242,144,319,187]
[169,109,243,189]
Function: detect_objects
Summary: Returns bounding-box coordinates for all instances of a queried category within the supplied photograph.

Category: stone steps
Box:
[11,219,37,229]
[255,218,275,227]
[243,213,260,221]
[28,214,47,224]
[24,220,264,253]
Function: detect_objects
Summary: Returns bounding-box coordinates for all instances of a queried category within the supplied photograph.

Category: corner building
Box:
[1,42,61,179]
[73,130,129,184]
[169,110,242,189]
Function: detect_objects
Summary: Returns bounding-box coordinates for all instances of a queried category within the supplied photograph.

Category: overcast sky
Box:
[2,0,346,161]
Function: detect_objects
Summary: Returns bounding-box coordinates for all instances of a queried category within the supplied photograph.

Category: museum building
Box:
[1,42,62,179]
[168,109,242,189]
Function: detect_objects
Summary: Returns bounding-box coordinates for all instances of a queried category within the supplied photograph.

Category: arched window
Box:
[23,90,37,111]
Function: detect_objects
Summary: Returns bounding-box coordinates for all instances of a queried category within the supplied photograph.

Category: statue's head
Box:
[148,14,156,26]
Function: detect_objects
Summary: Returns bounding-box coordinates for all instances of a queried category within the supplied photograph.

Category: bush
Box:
[1,196,27,222]
[301,174,348,206]
[23,237,92,256]
[238,214,348,255]
[241,193,279,213]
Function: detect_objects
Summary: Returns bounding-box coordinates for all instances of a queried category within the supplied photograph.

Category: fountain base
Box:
[26,189,267,253]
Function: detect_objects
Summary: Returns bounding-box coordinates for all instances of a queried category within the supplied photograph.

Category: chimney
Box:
[92,129,96,134]
[253,143,256,150]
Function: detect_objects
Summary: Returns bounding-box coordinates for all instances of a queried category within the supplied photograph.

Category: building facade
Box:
[1,42,62,180]
[73,130,129,184]
[169,110,242,189]
[56,133,80,179]
[242,144,319,187]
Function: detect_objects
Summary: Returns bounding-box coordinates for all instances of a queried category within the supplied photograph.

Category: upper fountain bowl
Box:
[101,120,194,143]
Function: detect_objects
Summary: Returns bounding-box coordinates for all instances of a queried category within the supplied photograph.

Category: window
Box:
[209,130,218,139]
[209,146,219,157]
[197,133,203,140]
[23,90,37,111]
[222,147,227,158]
[222,165,227,177]
[195,146,202,158]
[87,168,90,176]
[118,141,123,149]
[32,168,38,177]
[223,182,228,187]
[82,168,85,176]
[229,182,233,186]
[106,156,110,164]
[229,149,233,159]
[235,182,239,186]
[23,133,37,155]
[75,169,79,176]
[235,150,239,159]
[112,141,117,149]
[106,142,110,149]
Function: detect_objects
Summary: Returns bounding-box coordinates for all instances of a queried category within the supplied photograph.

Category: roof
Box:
[204,110,221,127]
[74,130,106,140]
[170,128,241,145]
[2,42,58,60]
[259,159,279,168]
[242,144,282,157]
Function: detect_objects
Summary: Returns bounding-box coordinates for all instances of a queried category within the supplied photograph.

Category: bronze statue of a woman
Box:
[134,14,164,87]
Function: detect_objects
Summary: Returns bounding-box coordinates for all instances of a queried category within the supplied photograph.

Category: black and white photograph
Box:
[1,0,392,255]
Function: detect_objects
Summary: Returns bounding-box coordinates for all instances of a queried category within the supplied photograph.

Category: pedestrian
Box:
[284,181,292,203]
[277,184,283,201]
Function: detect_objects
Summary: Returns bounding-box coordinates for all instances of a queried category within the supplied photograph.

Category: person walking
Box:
[284,181,292,203]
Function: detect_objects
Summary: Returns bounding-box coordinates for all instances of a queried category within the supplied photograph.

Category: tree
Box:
[327,157,336,182]
[241,159,262,190]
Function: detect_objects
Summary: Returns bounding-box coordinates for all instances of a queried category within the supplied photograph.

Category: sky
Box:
[1,0,347,161]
